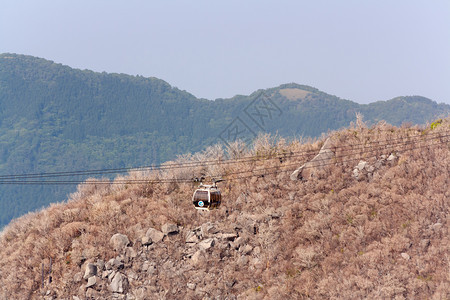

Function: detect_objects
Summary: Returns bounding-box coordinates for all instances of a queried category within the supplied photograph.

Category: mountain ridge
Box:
[3,53,447,106]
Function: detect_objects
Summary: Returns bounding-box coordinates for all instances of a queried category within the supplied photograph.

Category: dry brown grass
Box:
[278,88,311,100]
[0,118,449,299]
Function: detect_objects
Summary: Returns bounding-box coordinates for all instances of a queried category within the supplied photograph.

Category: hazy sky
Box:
[1,0,449,104]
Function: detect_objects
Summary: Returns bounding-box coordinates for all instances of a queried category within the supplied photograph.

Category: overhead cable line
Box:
[1,134,448,185]
[224,136,450,182]
[1,130,448,180]
[0,136,448,183]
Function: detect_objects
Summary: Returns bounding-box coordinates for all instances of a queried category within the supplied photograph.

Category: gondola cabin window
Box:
[192,185,222,210]
[195,191,209,208]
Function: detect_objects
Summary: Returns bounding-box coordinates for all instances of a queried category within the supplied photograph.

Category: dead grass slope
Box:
[0,118,449,299]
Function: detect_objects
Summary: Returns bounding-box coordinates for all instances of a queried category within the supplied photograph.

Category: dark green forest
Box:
[1,53,449,228]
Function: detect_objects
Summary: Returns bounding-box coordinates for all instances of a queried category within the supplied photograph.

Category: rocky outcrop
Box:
[290,137,335,180]
[352,153,397,180]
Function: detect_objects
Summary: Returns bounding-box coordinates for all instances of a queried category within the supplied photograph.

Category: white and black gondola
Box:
[192,181,222,210]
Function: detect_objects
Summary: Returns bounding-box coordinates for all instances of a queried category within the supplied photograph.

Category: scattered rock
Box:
[103,270,113,279]
[112,293,126,300]
[105,259,114,270]
[73,272,83,283]
[96,260,105,272]
[161,223,179,235]
[145,228,165,243]
[356,160,367,170]
[110,272,128,293]
[401,253,410,260]
[240,244,253,255]
[353,160,371,180]
[191,250,206,264]
[125,247,137,261]
[387,154,397,162]
[217,233,238,241]
[187,283,196,290]
[108,270,116,282]
[230,237,245,249]
[86,276,97,288]
[77,285,86,298]
[110,234,130,252]
[106,257,124,271]
[198,238,215,250]
[126,270,138,281]
[126,293,136,300]
[420,239,430,250]
[146,265,157,275]
[83,263,97,280]
[141,236,152,246]
[432,223,443,231]
[142,261,151,272]
[374,160,383,169]
[237,255,249,265]
[352,153,400,180]
[185,231,199,244]
[85,288,97,298]
[365,164,375,173]
[201,222,219,237]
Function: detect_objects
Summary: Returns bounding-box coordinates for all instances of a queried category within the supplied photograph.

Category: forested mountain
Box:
[1,53,449,228]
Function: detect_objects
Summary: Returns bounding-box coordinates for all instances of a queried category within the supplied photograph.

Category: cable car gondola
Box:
[192,180,222,210]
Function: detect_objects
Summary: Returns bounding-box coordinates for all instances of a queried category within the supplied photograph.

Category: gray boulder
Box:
[110,234,130,252]
[185,231,199,244]
[191,250,206,264]
[230,236,246,250]
[145,228,164,243]
[110,272,128,293]
[141,236,152,246]
[201,222,219,237]
[106,257,124,271]
[198,238,215,250]
[83,263,97,280]
[73,272,83,283]
[125,247,137,261]
[387,153,397,162]
[161,223,179,235]
[86,276,97,288]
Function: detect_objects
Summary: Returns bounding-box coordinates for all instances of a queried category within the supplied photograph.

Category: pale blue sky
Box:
[1,0,449,104]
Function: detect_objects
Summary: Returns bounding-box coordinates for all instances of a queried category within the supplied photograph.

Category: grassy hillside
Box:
[0,118,448,299]
[1,53,449,228]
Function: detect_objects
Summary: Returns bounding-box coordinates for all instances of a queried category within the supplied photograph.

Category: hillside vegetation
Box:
[0,118,448,299]
[1,53,450,228]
